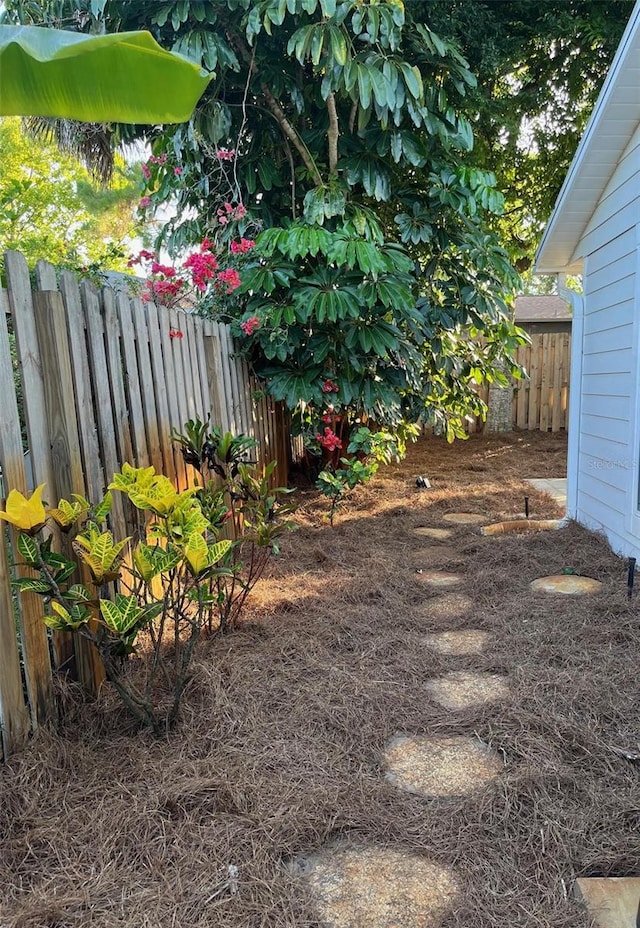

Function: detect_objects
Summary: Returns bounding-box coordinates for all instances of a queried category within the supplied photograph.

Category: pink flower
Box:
[184,250,219,291]
[240,315,260,335]
[151,262,177,277]
[174,167,183,176]
[322,379,337,393]
[235,204,247,219]
[230,238,256,254]
[216,268,241,293]
[139,196,152,208]
[141,162,151,180]
[216,148,236,161]
[149,153,167,165]
[316,427,342,452]
[321,413,333,424]
[138,249,155,261]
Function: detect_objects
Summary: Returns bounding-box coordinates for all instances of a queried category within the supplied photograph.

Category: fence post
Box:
[33,290,105,694]
[0,292,33,757]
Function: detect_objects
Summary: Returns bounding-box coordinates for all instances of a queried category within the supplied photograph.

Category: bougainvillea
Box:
[128,237,251,309]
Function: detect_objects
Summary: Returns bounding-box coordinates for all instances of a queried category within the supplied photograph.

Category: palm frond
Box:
[23,116,115,184]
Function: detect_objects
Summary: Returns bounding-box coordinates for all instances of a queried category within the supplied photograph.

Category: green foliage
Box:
[3,0,529,439]
[3,428,295,734]
[0,116,140,278]
[412,0,633,274]
[315,424,415,525]
[172,415,296,630]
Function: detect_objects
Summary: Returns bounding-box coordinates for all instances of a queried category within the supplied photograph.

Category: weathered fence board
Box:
[1,253,292,759]
[514,332,571,432]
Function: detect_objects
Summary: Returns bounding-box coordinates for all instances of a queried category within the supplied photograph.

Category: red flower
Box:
[151,262,177,277]
[184,250,219,291]
[240,315,260,335]
[230,238,256,254]
[216,268,241,293]
[316,427,342,452]
[322,379,338,393]
[169,329,184,339]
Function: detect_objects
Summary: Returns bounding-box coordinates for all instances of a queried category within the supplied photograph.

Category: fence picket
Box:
[130,298,163,474]
[33,290,105,692]
[145,301,178,483]
[0,290,36,754]
[116,293,149,465]
[59,273,105,502]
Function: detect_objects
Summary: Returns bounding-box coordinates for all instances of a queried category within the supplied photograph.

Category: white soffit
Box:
[535,0,640,274]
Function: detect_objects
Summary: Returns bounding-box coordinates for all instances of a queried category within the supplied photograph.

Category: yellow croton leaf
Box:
[47,496,87,531]
[0,484,47,534]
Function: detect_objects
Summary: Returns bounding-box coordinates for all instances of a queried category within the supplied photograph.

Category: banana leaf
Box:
[0,25,211,123]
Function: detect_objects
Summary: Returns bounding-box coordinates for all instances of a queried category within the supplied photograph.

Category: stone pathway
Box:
[526,477,567,508]
[530,574,602,594]
[299,510,602,925]
[384,734,502,798]
[296,846,459,928]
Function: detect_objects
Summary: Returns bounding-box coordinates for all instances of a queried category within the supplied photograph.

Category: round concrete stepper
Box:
[426,671,510,711]
[442,512,486,525]
[411,545,458,566]
[421,593,473,620]
[413,526,454,541]
[297,845,459,928]
[423,629,490,656]
[415,570,462,588]
[384,734,502,798]
[530,575,603,595]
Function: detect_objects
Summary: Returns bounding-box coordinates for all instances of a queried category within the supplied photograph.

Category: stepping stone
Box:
[442,512,485,525]
[530,575,602,595]
[411,545,458,566]
[384,734,502,798]
[574,877,640,928]
[297,845,459,928]
[422,593,473,620]
[423,629,489,656]
[415,570,462,588]
[413,527,454,540]
[426,671,510,710]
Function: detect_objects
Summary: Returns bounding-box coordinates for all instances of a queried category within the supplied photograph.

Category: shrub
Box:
[315,424,418,525]
[1,426,295,734]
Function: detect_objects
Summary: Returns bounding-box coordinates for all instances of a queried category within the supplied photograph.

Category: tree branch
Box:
[327,92,339,175]
[228,31,323,187]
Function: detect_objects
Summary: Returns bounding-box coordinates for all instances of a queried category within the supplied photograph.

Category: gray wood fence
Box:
[0,251,290,760]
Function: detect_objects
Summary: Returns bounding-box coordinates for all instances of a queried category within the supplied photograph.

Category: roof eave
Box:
[535,0,640,274]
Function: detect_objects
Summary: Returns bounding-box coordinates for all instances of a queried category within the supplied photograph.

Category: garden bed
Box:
[2,431,639,927]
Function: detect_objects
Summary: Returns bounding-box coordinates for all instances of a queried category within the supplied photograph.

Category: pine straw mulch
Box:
[2,430,640,928]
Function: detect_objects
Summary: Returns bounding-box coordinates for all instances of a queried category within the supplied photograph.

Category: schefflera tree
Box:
[21,0,526,439]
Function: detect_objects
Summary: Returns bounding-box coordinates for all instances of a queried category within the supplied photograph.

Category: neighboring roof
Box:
[535,0,640,274]
[515,295,572,323]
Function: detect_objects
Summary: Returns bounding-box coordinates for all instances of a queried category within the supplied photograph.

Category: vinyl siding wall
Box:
[575,123,640,555]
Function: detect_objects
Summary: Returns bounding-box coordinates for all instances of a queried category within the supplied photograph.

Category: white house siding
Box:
[574,123,640,555]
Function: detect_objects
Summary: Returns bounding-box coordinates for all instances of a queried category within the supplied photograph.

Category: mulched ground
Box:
[2,430,640,927]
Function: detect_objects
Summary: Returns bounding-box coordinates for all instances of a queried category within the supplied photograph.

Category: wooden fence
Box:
[460,331,571,434]
[512,331,571,432]
[0,250,290,760]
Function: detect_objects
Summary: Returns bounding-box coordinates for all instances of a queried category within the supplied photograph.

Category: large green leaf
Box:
[0,26,211,123]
